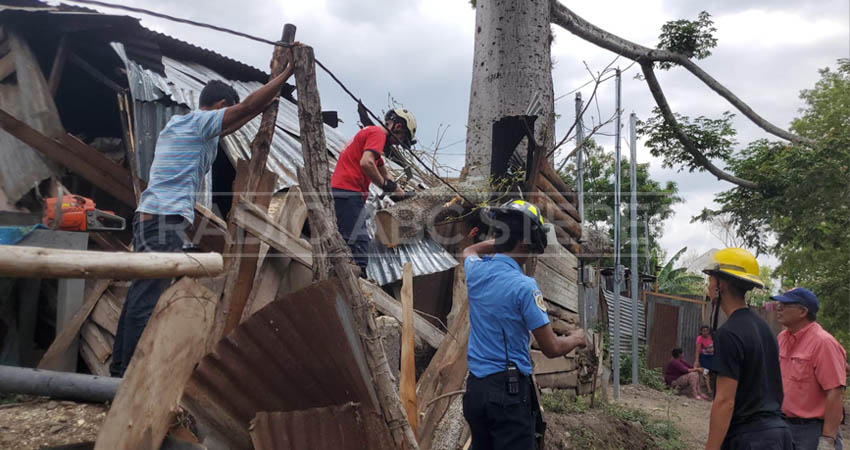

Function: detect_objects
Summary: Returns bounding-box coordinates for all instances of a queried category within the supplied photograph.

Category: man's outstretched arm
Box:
[532,324,586,358]
[705,375,737,450]
[220,56,295,135]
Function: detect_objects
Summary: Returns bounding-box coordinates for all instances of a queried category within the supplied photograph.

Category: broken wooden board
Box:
[416,264,470,449]
[359,279,445,349]
[95,278,217,450]
[38,279,110,371]
[399,263,417,434]
[534,260,578,313]
[232,198,312,268]
[249,403,395,450]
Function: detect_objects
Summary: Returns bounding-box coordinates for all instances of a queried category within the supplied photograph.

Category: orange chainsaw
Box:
[43,195,126,232]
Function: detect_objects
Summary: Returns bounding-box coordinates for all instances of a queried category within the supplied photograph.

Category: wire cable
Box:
[65,0,474,203]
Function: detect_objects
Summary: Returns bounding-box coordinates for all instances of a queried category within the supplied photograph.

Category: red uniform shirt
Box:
[331,126,386,200]
[778,321,847,419]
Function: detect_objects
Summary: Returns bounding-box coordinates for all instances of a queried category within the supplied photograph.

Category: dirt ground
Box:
[617,384,850,450]
[544,408,657,450]
[618,384,712,449]
[0,396,107,450]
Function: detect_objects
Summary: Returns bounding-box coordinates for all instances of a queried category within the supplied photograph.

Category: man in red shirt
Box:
[774,287,847,450]
[330,108,416,274]
[665,347,706,400]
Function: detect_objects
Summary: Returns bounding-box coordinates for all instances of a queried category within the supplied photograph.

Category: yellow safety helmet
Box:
[702,247,764,289]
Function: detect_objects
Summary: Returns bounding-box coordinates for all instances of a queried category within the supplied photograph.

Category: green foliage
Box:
[656,247,705,295]
[560,139,683,272]
[637,110,738,173]
[704,60,850,351]
[656,11,718,70]
[540,390,590,414]
[618,345,670,391]
[746,265,776,306]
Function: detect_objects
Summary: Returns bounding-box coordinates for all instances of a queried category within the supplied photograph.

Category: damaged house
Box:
[0,2,602,449]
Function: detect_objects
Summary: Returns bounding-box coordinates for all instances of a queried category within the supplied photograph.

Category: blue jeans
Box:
[332,188,370,274]
[109,213,187,377]
[789,419,843,450]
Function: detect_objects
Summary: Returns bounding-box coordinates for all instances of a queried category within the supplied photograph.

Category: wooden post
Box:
[219,24,296,337]
[47,35,68,97]
[95,278,217,450]
[292,44,419,449]
[399,262,418,435]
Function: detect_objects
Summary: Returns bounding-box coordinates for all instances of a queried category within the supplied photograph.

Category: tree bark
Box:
[549,0,810,147]
[293,45,419,450]
[466,0,555,179]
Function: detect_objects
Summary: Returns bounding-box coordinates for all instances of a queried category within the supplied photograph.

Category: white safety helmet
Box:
[385,108,417,145]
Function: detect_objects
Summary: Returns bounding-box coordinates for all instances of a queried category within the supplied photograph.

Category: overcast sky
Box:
[76,0,849,275]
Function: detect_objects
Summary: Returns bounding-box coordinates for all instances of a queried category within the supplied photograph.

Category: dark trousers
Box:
[463,372,536,450]
[109,214,187,377]
[789,419,843,450]
[332,188,370,274]
[721,417,796,450]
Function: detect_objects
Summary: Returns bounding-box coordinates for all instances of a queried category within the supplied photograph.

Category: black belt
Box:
[787,417,823,425]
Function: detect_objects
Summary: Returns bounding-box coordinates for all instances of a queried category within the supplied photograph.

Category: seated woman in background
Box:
[694,325,714,398]
[664,347,708,400]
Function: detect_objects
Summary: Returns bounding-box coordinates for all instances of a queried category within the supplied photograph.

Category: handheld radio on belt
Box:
[502,329,520,395]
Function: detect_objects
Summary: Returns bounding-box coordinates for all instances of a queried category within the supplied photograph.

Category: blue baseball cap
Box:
[771,287,819,314]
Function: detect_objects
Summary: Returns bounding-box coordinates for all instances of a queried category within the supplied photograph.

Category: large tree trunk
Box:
[466,0,555,179]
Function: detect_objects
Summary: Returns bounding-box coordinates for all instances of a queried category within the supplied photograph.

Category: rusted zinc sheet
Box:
[250,403,395,450]
[182,279,379,450]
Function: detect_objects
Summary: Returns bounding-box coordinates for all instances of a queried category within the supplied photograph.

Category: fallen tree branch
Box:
[550,0,812,147]
[641,63,759,189]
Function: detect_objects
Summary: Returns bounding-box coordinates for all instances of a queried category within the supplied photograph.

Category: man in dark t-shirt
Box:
[703,248,794,450]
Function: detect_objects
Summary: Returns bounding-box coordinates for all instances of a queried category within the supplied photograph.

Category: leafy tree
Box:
[702,60,850,349]
[655,247,704,295]
[746,265,777,307]
[561,139,683,273]
[655,11,718,70]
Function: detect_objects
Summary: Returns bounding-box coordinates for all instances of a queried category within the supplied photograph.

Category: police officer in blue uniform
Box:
[462,200,588,450]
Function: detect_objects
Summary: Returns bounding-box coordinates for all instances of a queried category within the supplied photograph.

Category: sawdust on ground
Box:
[0,396,107,450]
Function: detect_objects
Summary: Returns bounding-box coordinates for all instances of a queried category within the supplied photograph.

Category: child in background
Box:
[694,325,714,397]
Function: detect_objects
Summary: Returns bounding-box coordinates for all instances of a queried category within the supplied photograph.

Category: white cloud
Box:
[714,9,847,48]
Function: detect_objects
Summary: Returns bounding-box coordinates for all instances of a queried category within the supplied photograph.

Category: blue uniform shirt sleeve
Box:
[519,280,550,332]
[197,109,225,141]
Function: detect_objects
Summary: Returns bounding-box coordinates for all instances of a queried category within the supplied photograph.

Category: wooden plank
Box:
[0,245,223,279]
[80,339,110,377]
[534,259,579,313]
[38,279,110,371]
[0,107,137,206]
[0,52,14,82]
[531,350,578,375]
[95,278,217,450]
[416,264,469,449]
[232,198,312,268]
[399,263,417,434]
[90,290,120,336]
[80,321,111,363]
[69,52,123,93]
[47,35,68,97]
[536,371,579,390]
[539,242,579,282]
[359,279,445,349]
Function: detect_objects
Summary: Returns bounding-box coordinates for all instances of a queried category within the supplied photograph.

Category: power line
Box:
[65,0,474,203]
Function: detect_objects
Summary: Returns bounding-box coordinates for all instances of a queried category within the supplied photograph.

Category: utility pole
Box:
[612,68,622,401]
[575,92,587,330]
[575,92,585,223]
[629,112,639,386]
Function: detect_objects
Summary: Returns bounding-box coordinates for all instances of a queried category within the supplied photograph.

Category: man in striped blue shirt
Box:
[110,61,295,377]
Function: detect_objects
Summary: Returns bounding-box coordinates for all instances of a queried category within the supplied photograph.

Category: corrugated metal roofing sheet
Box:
[250,404,395,450]
[183,279,379,450]
[603,289,647,353]
[113,43,457,284]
